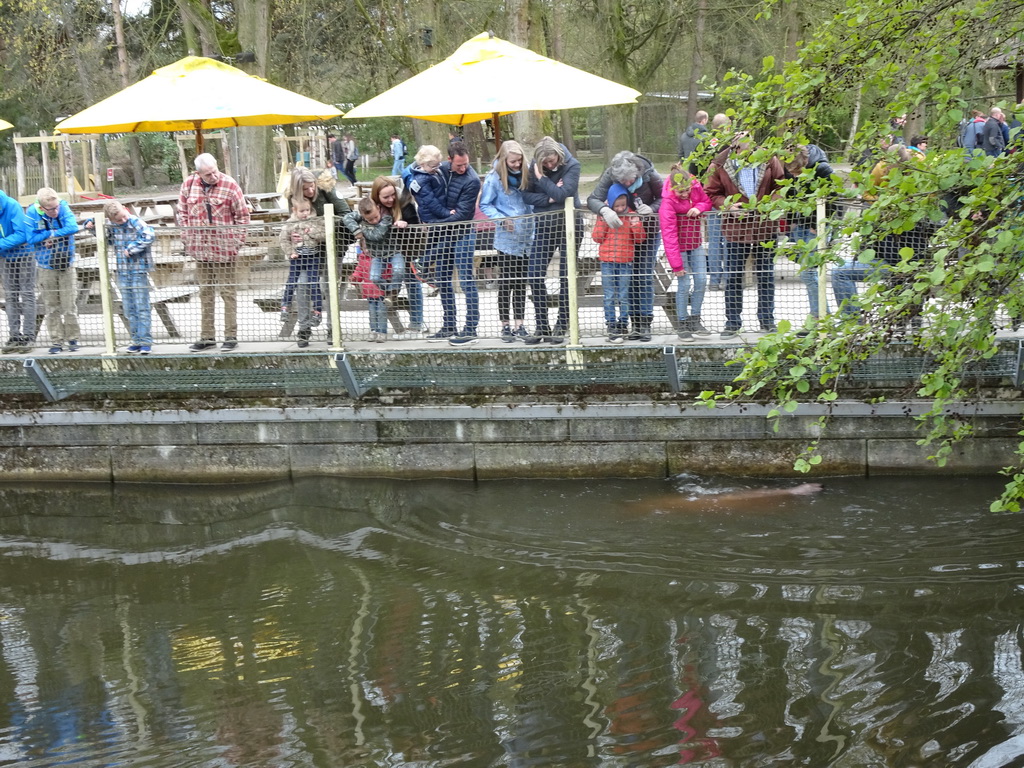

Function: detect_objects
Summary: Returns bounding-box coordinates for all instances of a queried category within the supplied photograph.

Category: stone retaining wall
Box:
[1,402,1019,483]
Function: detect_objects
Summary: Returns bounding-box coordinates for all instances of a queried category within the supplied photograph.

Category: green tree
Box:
[698,0,1024,509]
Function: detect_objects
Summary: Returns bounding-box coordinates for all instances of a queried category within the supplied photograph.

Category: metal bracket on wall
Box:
[23,359,66,402]
[334,353,364,399]
[662,347,681,394]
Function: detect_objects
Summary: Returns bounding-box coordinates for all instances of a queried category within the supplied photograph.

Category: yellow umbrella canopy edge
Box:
[0,119,13,131]
[344,32,640,125]
[53,57,342,150]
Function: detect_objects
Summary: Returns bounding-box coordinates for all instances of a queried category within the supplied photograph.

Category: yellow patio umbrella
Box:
[0,119,13,131]
[54,56,342,152]
[344,32,641,146]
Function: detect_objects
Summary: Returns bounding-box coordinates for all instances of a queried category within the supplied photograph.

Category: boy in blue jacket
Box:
[104,200,156,354]
[0,188,33,353]
[27,188,80,353]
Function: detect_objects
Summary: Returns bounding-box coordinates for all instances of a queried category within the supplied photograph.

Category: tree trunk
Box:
[845,84,863,160]
[686,0,707,126]
[110,0,145,187]
[174,0,222,56]
[549,1,577,155]
[235,0,274,193]
[509,0,544,147]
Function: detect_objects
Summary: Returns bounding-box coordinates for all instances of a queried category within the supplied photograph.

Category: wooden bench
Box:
[75,267,196,338]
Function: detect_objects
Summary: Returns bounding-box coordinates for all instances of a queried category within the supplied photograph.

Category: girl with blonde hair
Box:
[479,141,534,341]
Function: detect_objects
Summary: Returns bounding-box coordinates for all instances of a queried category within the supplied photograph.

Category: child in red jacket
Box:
[591,184,646,343]
[351,246,393,342]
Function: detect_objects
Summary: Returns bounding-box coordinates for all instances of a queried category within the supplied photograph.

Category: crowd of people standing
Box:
[2,100,1016,355]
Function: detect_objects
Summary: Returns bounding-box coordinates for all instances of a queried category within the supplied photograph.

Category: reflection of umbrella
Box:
[0,119,12,131]
[54,56,342,152]
[344,32,640,144]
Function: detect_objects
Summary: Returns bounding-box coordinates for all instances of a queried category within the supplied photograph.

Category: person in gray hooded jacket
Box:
[677,111,709,170]
[587,151,663,341]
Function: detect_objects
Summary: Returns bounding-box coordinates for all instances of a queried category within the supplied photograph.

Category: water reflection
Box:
[0,475,1020,766]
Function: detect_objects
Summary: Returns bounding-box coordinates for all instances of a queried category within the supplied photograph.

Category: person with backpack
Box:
[390,134,406,176]
[958,110,986,155]
[341,133,359,185]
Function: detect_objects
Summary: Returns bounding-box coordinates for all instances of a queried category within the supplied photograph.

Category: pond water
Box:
[0,475,1021,767]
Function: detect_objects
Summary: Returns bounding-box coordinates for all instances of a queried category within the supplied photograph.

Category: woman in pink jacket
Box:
[659,167,713,341]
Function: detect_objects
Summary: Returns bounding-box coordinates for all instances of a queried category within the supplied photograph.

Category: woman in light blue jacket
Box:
[479,140,534,341]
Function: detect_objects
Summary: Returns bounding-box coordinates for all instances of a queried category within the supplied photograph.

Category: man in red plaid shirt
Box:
[177,153,251,351]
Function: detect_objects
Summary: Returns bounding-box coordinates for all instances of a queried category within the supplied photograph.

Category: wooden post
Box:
[177,139,188,183]
[61,136,75,201]
[221,133,232,178]
[90,139,100,193]
[95,216,118,356]
[80,139,90,192]
[39,131,51,190]
[325,203,343,351]
[14,134,25,199]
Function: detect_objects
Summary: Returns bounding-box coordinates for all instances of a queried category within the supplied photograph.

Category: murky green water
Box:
[0,475,1021,767]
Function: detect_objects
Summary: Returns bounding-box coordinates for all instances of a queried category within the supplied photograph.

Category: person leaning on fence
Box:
[405,144,446,285]
[832,144,930,316]
[426,141,481,346]
[371,175,428,337]
[0,188,34,354]
[178,153,250,352]
[289,167,351,335]
[479,140,534,343]
[104,200,155,354]
[26,187,80,354]
[344,198,405,342]
[701,113,733,291]
[592,183,644,344]
[279,198,326,348]
[350,238,393,343]
[587,150,663,342]
[704,133,786,338]
[658,166,713,343]
[781,144,836,324]
[520,136,581,345]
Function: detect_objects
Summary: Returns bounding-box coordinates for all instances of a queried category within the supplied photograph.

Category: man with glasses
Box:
[26,187,80,354]
[177,153,250,351]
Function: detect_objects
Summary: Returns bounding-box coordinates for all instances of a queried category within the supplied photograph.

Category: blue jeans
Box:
[724,241,775,329]
[369,254,405,294]
[1,253,37,339]
[282,254,324,332]
[627,218,660,320]
[705,211,726,288]
[675,247,707,320]
[789,225,828,317]
[600,261,631,326]
[405,272,423,326]
[117,269,152,346]
[528,212,569,332]
[832,260,888,314]
[436,228,479,334]
[392,157,404,176]
[367,298,387,333]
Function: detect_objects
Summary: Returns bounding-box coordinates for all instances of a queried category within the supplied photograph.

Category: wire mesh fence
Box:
[0,195,1019,357]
